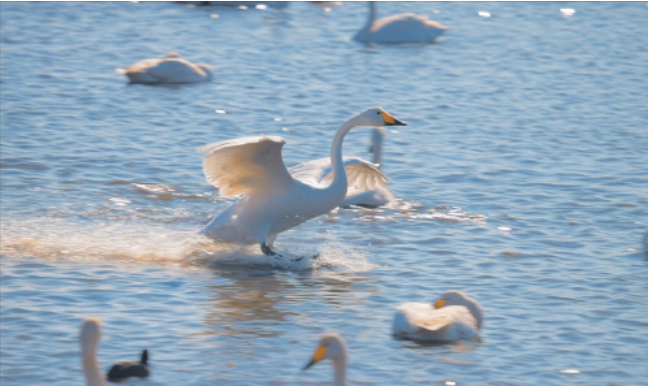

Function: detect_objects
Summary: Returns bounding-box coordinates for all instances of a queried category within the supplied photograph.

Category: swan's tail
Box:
[115,68,128,74]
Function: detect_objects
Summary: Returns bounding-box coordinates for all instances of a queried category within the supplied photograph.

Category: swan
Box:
[80,318,105,386]
[198,108,406,258]
[107,349,150,382]
[117,52,212,84]
[392,290,484,342]
[341,127,396,208]
[303,333,347,386]
[353,1,448,44]
[297,127,396,208]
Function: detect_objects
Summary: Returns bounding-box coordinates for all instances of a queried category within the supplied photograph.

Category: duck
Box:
[353,1,448,44]
[80,318,105,386]
[107,349,150,382]
[303,333,347,386]
[198,108,406,259]
[392,290,484,342]
[117,52,212,84]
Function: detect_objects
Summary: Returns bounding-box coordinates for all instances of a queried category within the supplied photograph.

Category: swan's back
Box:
[371,13,446,43]
[393,303,479,342]
[120,55,211,84]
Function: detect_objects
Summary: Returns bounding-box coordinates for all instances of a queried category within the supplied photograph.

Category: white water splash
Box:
[1,217,374,272]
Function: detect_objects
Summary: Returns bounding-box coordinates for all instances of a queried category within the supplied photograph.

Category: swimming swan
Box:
[117,52,212,84]
[303,334,347,386]
[341,127,396,208]
[300,127,396,208]
[353,1,448,44]
[198,108,406,258]
[392,290,484,342]
[80,318,105,386]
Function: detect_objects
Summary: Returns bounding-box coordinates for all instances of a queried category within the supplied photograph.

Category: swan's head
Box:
[357,108,406,128]
[434,290,484,328]
[80,318,102,348]
[303,333,347,370]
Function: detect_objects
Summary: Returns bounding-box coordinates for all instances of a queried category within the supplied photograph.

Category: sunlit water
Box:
[2,1,648,385]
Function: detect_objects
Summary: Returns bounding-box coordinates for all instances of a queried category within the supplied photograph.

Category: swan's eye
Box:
[376,111,381,115]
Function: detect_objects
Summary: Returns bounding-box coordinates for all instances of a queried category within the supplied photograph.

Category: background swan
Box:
[392,290,484,342]
[80,318,105,386]
[353,1,448,44]
[295,128,396,208]
[341,127,396,208]
[117,52,212,84]
[303,333,347,386]
[198,108,406,258]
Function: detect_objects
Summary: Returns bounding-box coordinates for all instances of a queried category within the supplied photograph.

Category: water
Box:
[1,1,648,385]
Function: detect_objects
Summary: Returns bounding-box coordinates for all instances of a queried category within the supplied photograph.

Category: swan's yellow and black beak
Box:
[302,344,327,370]
[381,111,407,126]
[434,298,447,309]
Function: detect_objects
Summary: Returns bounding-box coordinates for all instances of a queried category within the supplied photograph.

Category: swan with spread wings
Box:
[198,108,406,258]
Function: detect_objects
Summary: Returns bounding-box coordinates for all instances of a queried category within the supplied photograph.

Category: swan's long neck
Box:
[329,117,362,191]
[82,342,104,386]
[366,1,377,29]
[370,128,384,168]
[332,354,347,386]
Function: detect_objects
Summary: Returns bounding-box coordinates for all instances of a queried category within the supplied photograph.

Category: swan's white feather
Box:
[354,3,447,44]
[198,136,297,197]
[288,157,389,191]
[119,53,212,84]
[393,303,480,342]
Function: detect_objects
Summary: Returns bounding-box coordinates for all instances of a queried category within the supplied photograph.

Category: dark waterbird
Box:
[106,350,150,382]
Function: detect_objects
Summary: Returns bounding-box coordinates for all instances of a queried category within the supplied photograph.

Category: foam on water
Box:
[0,217,202,263]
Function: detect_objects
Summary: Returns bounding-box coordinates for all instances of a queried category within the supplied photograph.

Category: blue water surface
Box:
[1,1,648,385]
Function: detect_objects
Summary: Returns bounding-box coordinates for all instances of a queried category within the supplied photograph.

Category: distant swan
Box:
[303,333,347,386]
[80,318,105,386]
[117,52,212,84]
[353,1,448,44]
[341,127,396,208]
[392,290,484,342]
[198,108,406,258]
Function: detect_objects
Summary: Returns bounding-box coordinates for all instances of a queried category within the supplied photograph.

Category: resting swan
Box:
[117,52,212,84]
[353,1,448,44]
[392,290,484,342]
[303,334,347,386]
[198,108,406,258]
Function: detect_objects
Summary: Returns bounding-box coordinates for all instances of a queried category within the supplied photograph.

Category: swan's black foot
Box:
[310,253,321,260]
[261,243,277,256]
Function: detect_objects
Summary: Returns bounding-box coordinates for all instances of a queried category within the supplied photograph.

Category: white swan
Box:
[298,127,396,208]
[392,290,484,342]
[117,52,212,84]
[198,108,406,257]
[80,318,105,386]
[303,333,347,386]
[353,1,448,44]
[341,127,396,208]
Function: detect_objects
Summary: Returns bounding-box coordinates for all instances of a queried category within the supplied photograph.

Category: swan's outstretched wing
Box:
[288,157,389,191]
[198,136,297,196]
